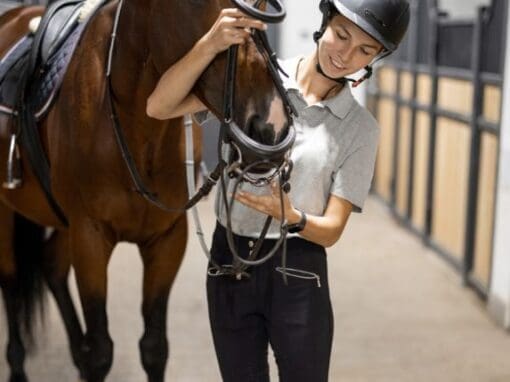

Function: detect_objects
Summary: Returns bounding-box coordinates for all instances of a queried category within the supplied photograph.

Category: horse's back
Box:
[0,6,44,56]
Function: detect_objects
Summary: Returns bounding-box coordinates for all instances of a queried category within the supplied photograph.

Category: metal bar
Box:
[371,94,501,137]
[437,18,475,27]
[462,6,485,284]
[477,116,500,135]
[435,108,471,124]
[390,68,402,210]
[424,3,440,244]
[406,0,420,222]
[388,61,503,85]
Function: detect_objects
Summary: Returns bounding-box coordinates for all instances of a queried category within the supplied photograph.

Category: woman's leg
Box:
[268,240,334,382]
[206,223,270,382]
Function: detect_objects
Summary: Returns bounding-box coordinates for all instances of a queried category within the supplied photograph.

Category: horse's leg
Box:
[42,230,85,378]
[0,205,45,382]
[1,288,27,382]
[70,219,115,382]
[138,215,188,382]
[0,207,25,382]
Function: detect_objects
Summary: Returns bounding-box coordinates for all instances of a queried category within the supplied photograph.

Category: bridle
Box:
[106,0,302,281]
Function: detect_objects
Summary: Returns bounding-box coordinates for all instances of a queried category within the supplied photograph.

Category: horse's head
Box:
[150,0,295,172]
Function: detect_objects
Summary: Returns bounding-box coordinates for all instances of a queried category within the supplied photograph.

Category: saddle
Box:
[0,0,108,225]
[0,0,100,118]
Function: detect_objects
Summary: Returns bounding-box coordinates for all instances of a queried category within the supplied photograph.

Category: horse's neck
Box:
[109,1,155,110]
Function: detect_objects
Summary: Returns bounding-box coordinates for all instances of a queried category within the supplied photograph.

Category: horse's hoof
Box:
[9,373,28,382]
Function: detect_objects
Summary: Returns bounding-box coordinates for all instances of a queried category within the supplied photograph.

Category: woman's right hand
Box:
[200,8,267,57]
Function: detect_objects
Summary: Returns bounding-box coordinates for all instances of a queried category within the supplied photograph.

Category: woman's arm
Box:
[295,195,352,248]
[234,184,353,248]
[146,8,267,120]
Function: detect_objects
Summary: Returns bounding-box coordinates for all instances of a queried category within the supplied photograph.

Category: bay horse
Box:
[0,0,292,381]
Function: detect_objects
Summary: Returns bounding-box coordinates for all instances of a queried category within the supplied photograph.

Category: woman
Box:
[147,0,409,381]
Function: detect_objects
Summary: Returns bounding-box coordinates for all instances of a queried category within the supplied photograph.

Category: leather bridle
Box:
[107,0,300,281]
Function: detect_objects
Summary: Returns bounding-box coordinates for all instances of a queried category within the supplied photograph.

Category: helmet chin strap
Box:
[315,61,372,88]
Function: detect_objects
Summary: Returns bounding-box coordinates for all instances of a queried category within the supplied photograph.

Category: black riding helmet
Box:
[313,0,410,85]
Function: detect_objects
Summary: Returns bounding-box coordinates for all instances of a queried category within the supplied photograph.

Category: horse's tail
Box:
[12,212,47,345]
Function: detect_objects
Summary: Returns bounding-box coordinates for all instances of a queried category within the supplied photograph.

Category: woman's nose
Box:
[338,43,356,65]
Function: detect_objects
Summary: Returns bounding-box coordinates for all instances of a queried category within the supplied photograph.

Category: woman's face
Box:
[318,13,383,79]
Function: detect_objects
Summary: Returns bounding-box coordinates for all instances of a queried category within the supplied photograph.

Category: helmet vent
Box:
[364,9,388,28]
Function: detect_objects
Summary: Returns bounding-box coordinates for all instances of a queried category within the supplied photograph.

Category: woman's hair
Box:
[328,7,339,20]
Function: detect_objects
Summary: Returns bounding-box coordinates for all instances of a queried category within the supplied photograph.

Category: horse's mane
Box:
[79,0,103,22]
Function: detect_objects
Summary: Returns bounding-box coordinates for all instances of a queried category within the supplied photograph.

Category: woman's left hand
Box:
[234,181,298,223]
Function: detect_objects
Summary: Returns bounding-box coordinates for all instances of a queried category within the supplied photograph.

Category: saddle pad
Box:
[0,0,107,119]
[31,22,85,119]
[0,21,86,120]
[0,36,33,115]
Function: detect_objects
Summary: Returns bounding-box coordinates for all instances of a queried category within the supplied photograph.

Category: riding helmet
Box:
[314,0,411,53]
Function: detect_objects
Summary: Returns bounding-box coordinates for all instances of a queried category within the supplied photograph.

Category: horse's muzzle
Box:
[226,121,296,176]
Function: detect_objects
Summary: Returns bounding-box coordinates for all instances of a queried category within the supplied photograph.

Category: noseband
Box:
[221,0,298,178]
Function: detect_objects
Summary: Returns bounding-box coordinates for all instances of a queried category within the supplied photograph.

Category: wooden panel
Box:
[400,71,413,100]
[375,99,396,201]
[431,118,471,258]
[472,133,499,286]
[417,74,432,106]
[396,107,411,215]
[437,78,473,115]
[411,112,430,230]
[378,67,397,94]
[483,85,502,124]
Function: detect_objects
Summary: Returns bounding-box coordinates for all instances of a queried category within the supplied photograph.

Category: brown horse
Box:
[0,0,291,381]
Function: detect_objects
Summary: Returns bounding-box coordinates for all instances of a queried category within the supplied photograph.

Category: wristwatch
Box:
[287,210,307,233]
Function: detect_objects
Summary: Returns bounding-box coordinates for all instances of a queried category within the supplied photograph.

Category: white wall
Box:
[439,0,492,19]
[278,1,367,105]
[488,1,510,329]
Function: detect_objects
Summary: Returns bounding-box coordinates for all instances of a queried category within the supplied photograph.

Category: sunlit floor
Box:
[1,194,510,381]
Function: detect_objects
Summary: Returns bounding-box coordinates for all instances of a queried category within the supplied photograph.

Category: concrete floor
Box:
[1,195,510,381]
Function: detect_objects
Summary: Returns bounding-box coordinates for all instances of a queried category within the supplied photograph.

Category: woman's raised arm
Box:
[146,8,266,120]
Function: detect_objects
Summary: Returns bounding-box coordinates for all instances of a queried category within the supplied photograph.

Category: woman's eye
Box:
[336,32,348,40]
[361,48,371,55]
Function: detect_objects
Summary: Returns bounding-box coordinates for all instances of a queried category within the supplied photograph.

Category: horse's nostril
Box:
[246,114,261,137]
[246,114,275,145]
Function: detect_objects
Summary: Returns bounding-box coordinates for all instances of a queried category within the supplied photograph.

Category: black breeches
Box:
[206,222,334,382]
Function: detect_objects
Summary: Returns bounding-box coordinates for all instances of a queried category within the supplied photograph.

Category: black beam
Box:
[462,6,486,284]
[388,61,502,86]
[424,3,440,244]
[406,0,420,222]
[390,69,402,210]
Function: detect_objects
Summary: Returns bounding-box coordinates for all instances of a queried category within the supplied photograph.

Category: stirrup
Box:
[3,134,23,190]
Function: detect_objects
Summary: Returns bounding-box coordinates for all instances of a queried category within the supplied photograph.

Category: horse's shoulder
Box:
[0,5,45,26]
[70,2,116,66]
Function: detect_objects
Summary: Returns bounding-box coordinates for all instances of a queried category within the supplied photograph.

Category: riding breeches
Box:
[206,222,334,382]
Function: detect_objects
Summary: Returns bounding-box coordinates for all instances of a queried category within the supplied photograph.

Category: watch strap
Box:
[287,210,307,233]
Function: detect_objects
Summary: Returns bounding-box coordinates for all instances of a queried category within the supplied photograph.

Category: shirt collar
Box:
[279,56,355,120]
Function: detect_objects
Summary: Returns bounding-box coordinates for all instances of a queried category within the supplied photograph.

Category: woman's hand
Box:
[234,182,301,224]
[199,8,267,57]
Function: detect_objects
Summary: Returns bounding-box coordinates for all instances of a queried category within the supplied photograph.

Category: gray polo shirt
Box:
[196,56,380,239]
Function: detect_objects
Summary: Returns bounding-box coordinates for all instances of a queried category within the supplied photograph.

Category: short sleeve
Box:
[330,128,380,213]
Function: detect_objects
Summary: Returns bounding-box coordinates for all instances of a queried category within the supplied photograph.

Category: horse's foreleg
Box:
[42,230,85,378]
[0,207,27,382]
[70,219,114,382]
[138,215,188,382]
